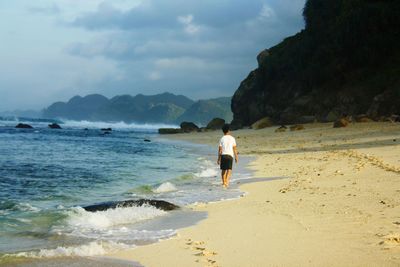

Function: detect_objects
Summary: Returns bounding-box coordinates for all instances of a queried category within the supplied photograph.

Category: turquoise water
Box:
[0,118,246,264]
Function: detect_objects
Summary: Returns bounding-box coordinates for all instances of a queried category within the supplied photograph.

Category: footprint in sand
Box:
[379,234,400,249]
[185,239,219,266]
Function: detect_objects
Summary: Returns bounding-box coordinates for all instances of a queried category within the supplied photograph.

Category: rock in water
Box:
[180,122,199,133]
[48,123,62,129]
[206,118,225,130]
[101,128,112,131]
[83,199,180,212]
[158,128,184,134]
[251,117,273,130]
[15,123,33,129]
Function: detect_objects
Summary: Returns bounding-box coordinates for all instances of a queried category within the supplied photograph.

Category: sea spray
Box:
[153,182,178,193]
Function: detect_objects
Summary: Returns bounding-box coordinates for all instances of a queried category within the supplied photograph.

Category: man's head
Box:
[222,124,230,134]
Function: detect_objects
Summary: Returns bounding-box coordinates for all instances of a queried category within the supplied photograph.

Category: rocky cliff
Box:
[231,0,400,127]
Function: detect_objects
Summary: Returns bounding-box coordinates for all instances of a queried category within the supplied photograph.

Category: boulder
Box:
[180,122,199,133]
[48,123,62,129]
[83,199,179,212]
[290,124,305,131]
[206,118,225,130]
[158,128,184,134]
[354,114,373,123]
[101,128,112,131]
[275,125,287,133]
[251,117,272,130]
[390,114,400,122]
[333,118,350,128]
[15,123,33,129]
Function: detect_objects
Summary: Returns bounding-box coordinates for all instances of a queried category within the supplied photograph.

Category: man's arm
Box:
[233,145,238,163]
[217,146,222,165]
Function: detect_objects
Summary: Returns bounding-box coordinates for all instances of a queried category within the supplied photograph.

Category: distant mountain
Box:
[42,92,231,125]
[177,97,233,126]
[44,94,109,121]
[93,93,191,123]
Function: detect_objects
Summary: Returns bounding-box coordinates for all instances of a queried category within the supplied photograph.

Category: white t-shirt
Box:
[219,135,237,158]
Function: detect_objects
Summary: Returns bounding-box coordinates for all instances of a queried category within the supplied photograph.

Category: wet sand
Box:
[108,122,400,266]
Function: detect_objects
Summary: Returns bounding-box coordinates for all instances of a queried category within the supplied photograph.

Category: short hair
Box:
[222,124,230,134]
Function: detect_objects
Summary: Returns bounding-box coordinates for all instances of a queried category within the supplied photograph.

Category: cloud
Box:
[0,0,306,111]
[177,14,201,35]
[63,0,306,100]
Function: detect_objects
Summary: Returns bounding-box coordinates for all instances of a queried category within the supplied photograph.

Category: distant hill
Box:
[44,94,109,121]
[232,0,400,127]
[43,92,232,125]
[177,97,233,126]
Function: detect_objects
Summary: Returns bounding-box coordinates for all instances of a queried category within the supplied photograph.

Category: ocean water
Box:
[0,118,250,265]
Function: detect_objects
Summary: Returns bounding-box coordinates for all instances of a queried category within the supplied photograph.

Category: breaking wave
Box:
[62,120,178,131]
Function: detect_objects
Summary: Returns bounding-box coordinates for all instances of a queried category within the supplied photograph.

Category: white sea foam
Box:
[63,206,166,230]
[194,159,219,178]
[15,202,41,212]
[195,167,218,178]
[62,120,178,131]
[153,182,178,193]
[5,241,130,258]
[47,206,175,248]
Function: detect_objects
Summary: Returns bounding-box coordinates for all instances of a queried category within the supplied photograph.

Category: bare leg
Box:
[225,170,232,187]
[221,170,226,186]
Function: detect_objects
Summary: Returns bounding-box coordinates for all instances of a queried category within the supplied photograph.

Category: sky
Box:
[0,0,306,111]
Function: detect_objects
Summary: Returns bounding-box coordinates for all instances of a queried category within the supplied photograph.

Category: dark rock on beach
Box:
[275,125,287,133]
[289,124,305,131]
[206,118,225,130]
[15,123,33,129]
[180,121,199,133]
[48,123,62,129]
[354,114,373,123]
[333,118,350,128]
[251,117,273,130]
[83,199,180,212]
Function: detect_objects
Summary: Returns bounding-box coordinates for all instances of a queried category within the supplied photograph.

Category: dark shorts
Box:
[220,155,233,170]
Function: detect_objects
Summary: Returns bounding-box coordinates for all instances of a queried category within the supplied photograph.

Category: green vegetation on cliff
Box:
[232,0,400,127]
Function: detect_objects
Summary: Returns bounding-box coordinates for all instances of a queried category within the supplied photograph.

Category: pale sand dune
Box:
[107,122,400,266]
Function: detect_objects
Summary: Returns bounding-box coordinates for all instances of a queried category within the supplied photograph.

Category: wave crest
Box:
[62,120,178,131]
[153,182,178,193]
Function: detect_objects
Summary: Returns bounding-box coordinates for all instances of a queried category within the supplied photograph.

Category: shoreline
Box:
[107,122,400,266]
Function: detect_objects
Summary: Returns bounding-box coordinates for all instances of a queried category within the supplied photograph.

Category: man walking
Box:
[217,124,238,188]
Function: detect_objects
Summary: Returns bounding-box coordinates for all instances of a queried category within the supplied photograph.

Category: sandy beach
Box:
[107,122,400,266]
